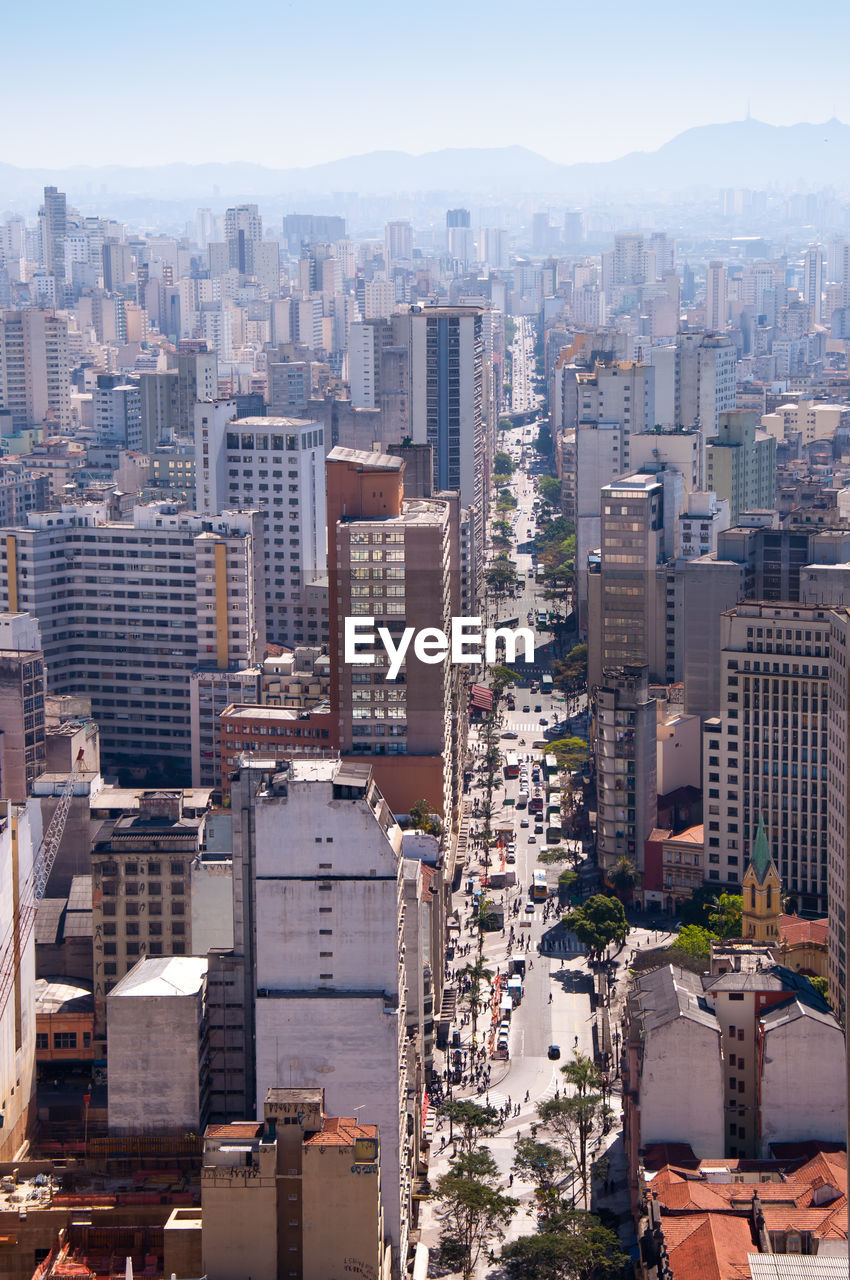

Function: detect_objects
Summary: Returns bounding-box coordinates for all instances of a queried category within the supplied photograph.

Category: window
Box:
[54,1032,77,1049]
[36,1033,48,1050]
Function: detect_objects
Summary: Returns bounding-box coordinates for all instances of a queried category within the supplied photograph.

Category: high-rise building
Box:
[225,204,263,274]
[827,605,850,1021]
[595,665,657,881]
[0,502,265,768]
[0,797,40,1156]
[229,757,413,1273]
[703,602,831,909]
[704,260,729,331]
[706,410,776,524]
[384,220,412,267]
[40,185,67,283]
[101,240,133,293]
[407,303,490,585]
[803,244,824,324]
[0,308,71,431]
[326,446,465,822]
[0,611,46,802]
[138,370,180,451]
[94,374,142,449]
[446,207,473,266]
[613,233,645,286]
[195,410,328,647]
[173,347,218,434]
[675,332,736,433]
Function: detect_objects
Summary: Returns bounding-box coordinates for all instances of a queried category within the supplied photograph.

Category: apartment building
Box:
[0,502,265,769]
[706,410,777,524]
[826,606,850,1022]
[0,611,46,801]
[91,790,209,1040]
[190,667,262,790]
[0,308,71,431]
[703,602,831,909]
[195,408,328,647]
[228,758,412,1275]
[595,665,658,882]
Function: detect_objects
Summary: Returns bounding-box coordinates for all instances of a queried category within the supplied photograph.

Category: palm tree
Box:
[610,856,638,902]
[462,958,494,1047]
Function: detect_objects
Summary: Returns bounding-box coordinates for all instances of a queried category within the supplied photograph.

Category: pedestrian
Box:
[548,992,553,1004]
[508,1173,514,1187]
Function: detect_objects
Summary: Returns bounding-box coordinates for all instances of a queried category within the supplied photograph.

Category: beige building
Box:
[0,308,71,430]
[202,1088,387,1280]
[705,410,776,525]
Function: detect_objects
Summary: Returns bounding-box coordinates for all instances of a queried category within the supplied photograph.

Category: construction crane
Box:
[0,747,85,1021]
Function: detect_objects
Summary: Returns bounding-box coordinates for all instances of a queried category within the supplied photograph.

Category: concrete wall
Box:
[657,713,701,795]
[303,1140,383,1280]
[640,1019,725,1155]
[107,990,202,1132]
[190,860,233,954]
[759,1014,847,1156]
[0,800,40,1157]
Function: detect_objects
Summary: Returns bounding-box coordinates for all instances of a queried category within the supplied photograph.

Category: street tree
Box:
[460,958,493,1042]
[439,1099,500,1157]
[708,892,743,938]
[538,1053,612,1208]
[563,895,628,964]
[512,1135,572,1199]
[538,474,562,511]
[435,1147,518,1280]
[485,556,520,595]
[609,856,638,901]
[671,924,718,963]
[501,1208,628,1280]
[494,450,514,476]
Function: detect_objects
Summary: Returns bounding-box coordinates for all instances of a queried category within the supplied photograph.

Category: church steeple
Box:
[741,815,781,941]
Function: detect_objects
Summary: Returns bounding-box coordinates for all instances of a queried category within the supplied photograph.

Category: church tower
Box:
[741,814,781,942]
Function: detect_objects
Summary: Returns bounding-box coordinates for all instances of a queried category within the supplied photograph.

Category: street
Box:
[509,315,539,415]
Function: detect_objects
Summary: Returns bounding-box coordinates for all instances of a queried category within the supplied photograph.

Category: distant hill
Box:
[1,119,848,208]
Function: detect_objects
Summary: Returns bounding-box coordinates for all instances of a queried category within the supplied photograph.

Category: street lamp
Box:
[613,1027,621,1077]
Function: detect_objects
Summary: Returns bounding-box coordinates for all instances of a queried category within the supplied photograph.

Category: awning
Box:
[470,684,494,711]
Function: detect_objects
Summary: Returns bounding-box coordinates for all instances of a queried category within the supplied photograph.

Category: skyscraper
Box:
[704,260,729,332]
[40,185,67,283]
[803,244,824,324]
[225,203,263,274]
[0,308,71,431]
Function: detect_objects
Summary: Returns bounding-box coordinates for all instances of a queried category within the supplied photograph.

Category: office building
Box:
[202,1088,385,1280]
[92,790,209,1040]
[40,186,67,283]
[0,308,71,431]
[195,410,327,646]
[101,240,133,293]
[384,220,412,267]
[225,204,262,275]
[229,757,412,1273]
[326,446,465,822]
[675,332,736,433]
[595,665,657,882]
[138,370,179,451]
[704,260,728,331]
[190,666,262,790]
[613,233,645,286]
[107,955,209,1133]
[407,303,490,583]
[557,360,655,471]
[803,244,824,324]
[94,375,142,450]
[706,410,776,525]
[703,602,831,908]
[827,606,850,1022]
[0,502,265,768]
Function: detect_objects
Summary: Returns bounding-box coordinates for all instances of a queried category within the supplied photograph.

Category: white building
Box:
[231,758,412,1275]
[0,308,71,430]
[676,490,730,559]
[704,260,728,332]
[675,332,736,433]
[107,956,209,1133]
[802,245,824,325]
[195,410,328,647]
[94,381,142,450]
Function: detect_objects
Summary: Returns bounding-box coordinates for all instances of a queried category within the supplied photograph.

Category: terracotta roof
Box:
[304,1117,379,1148]
[668,824,704,844]
[647,828,674,843]
[205,1123,262,1139]
[665,1213,754,1280]
[779,913,829,947]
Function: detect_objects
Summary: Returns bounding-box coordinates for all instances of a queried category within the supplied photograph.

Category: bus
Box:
[503,752,519,779]
[546,814,563,844]
[532,870,548,901]
[541,674,554,693]
[544,753,558,778]
[547,789,562,821]
[529,790,544,814]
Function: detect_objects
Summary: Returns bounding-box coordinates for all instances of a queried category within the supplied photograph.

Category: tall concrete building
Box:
[94,375,142,450]
[174,347,218,434]
[675,332,736,433]
[706,410,776,524]
[139,370,179,451]
[596,665,657,881]
[40,186,67,283]
[0,612,46,802]
[0,309,71,431]
[803,244,824,325]
[326,446,465,823]
[229,758,412,1274]
[613,233,645,286]
[384,220,412,267]
[703,602,830,908]
[827,605,850,1021]
[225,204,263,275]
[704,260,728,331]
[195,410,328,646]
[0,502,265,768]
[407,302,490,586]
[555,360,655,472]
[0,797,41,1156]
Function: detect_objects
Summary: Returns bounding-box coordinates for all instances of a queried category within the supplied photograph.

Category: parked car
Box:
[547,1044,561,1060]
[520,818,530,828]
[528,835,537,844]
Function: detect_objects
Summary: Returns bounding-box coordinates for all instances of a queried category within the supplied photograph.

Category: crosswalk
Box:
[485,1073,560,1113]
[506,721,546,734]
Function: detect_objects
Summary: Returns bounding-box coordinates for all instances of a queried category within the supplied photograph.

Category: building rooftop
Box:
[327,445,404,471]
[304,1117,379,1148]
[107,956,207,999]
[34,978,93,1015]
[630,964,719,1034]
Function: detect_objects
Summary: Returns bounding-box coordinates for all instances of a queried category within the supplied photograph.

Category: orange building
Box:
[34,979,94,1065]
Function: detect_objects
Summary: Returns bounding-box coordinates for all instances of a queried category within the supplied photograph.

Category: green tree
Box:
[494,450,514,476]
[485,556,520,595]
[678,884,722,929]
[708,892,743,938]
[536,1053,613,1208]
[546,737,588,771]
[538,474,562,511]
[513,1135,572,1198]
[609,856,638,900]
[809,975,829,1001]
[555,643,588,697]
[461,958,493,1042]
[435,1147,518,1280]
[535,423,553,456]
[501,1209,627,1280]
[564,896,628,965]
[439,1098,500,1157]
[408,798,442,837]
[671,924,719,963]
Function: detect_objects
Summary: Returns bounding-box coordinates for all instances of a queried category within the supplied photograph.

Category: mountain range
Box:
[1,118,849,209]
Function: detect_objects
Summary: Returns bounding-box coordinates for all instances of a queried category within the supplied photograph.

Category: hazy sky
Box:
[4,0,850,169]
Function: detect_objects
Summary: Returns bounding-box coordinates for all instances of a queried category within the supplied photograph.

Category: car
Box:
[547,1044,561,1060]
[534,823,543,834]
[520,818,530,828]
[524,901,536,913]
[501,730,519,739]
[528,835,537,844]
[539,716,549,725]
[506,852,516,864]
[522,705,530,713]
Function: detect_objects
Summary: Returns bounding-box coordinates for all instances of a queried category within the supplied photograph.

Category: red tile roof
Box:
[779,913,828,947]
[205,1123,262,1139]
[665,1213,754,1280]
[304,1117,379,1148]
